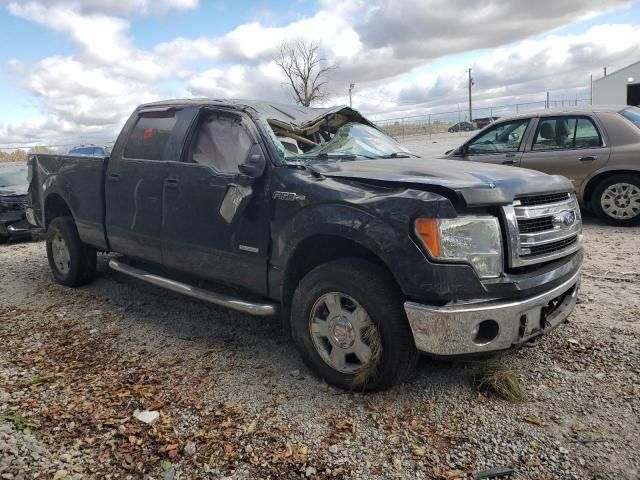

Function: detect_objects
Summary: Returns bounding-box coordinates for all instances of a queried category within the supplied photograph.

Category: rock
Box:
[133,410,160,424]
[52,470,68,480]
[305,466,317,477]
[163,467,176,480]
[245,445,253,454]
[183,441,196,456]
[328,444,339,455]
[289,369,303,379]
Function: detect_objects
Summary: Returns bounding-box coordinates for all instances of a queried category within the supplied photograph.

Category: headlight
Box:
[415,216,503,279]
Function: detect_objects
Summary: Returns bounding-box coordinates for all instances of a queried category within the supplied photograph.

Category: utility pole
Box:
[590,74,593,105]
[604,67,607,77]
[467,68,474,123]
[546,91,550,109]
[348,83,355,107]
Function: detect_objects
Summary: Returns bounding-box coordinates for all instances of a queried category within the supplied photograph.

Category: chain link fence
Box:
[374,98,592,143]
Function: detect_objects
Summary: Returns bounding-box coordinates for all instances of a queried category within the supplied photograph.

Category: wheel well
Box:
[583,170,640,204]
[44,194,72,227]
[282,235,398,305]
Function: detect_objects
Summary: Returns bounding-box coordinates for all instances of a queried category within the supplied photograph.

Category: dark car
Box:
[68,145,111,157]
[0,162,38,242]
[448,121,474,132]
[28,99,582,391]
[473,117,499,129]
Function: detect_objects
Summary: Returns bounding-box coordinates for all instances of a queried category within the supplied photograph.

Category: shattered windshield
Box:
[283,123,412,162]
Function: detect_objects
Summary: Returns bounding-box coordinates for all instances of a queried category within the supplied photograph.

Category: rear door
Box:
[105,107,198,264]
[460,118,532,165]
[519,115,610,191]
[162,108,271,294]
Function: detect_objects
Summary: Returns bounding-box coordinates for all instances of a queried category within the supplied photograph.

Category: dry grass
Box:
[476,362,526,402]
[353,322,383,387]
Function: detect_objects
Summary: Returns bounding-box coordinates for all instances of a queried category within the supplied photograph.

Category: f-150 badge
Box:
[273,191,306,201]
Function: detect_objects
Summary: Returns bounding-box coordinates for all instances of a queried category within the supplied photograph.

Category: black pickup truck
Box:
[27,99,583,391]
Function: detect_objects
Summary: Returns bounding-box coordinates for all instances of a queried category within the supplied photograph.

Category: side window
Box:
[191,115,252,175]
[574,118,602,148]
[532,117,577,150]
[532,116,602,150]
[124,111,177,160]
[467,119,529,154]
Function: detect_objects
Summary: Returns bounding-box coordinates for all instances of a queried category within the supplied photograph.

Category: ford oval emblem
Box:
[553,210,576,227]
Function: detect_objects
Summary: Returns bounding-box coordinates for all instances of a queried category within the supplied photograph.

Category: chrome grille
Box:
[503,192,582,267]
[516,192,570,206]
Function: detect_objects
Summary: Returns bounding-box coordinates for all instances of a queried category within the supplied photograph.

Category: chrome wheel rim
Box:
[51,234,70,274]
[601,183,640,220]
[309,292,376,374]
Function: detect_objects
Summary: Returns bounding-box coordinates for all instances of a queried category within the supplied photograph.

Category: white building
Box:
[593,60,640,106]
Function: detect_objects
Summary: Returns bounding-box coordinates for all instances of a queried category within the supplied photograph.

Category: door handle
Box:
[502,158,515,165]
[165,178,179,189]
[108,173,121,183]
[579,155,597,162]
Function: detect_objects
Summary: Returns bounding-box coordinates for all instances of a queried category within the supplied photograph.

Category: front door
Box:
[162,110,271,294]
[461,118,531,165]
[519,115,610,192]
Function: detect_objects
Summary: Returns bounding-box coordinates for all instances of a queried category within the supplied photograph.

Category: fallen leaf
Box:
[524,415,549,427]
[244,421,256,434]
[572,422,589,432]
[445,469,467,479]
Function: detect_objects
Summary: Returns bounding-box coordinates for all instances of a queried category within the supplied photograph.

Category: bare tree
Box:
[274,40,335,107]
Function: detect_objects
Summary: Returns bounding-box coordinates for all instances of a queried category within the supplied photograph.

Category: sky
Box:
[0,0,639,147]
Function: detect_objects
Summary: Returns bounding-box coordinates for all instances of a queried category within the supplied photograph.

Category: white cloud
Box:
[5,0,198,16]
[0,0,637,146]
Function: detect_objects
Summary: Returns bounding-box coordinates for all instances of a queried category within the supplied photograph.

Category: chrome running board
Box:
[108,259,278,316]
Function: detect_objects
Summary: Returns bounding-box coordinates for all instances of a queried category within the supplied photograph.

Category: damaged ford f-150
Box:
[27,99,583,391]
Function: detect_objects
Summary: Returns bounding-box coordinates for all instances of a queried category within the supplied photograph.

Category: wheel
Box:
[290,259,418,391]
[46,216,97,286]
[592,174,640,226]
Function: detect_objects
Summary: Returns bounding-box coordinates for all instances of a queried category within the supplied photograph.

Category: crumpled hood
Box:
[308,157,573,206]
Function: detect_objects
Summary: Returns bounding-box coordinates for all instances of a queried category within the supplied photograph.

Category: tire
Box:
[592,174,640,226]
[46,216,97,286]
[290,259,419,392]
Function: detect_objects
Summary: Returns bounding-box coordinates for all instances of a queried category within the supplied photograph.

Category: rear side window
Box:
[532,116,602,150]
[620,107,640,128]
[574,118,602,148]
[124,111,177,160]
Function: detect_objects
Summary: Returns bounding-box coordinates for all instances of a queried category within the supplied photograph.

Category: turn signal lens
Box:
[414,218,440,257]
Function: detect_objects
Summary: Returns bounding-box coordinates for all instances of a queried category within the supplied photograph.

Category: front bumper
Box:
[405,268,580,356]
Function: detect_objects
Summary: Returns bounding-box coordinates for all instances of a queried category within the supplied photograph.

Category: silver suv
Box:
[446,106,640,226]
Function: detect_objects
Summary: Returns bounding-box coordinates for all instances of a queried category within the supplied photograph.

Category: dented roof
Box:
[137,98,371,130]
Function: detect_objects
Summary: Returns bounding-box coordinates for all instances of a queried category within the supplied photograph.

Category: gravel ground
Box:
[0,215,638,480]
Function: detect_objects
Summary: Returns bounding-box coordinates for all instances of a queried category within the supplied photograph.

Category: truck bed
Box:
[28,153,109,250]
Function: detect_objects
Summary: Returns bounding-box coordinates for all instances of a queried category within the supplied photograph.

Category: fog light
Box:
[473,320,500,345]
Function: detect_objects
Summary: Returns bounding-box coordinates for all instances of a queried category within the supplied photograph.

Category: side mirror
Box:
[457,145,469,156]
[238,144,266,178]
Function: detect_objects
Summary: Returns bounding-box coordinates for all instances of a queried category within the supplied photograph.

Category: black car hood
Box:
[308,157,573,206]
[0,184,27,197]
